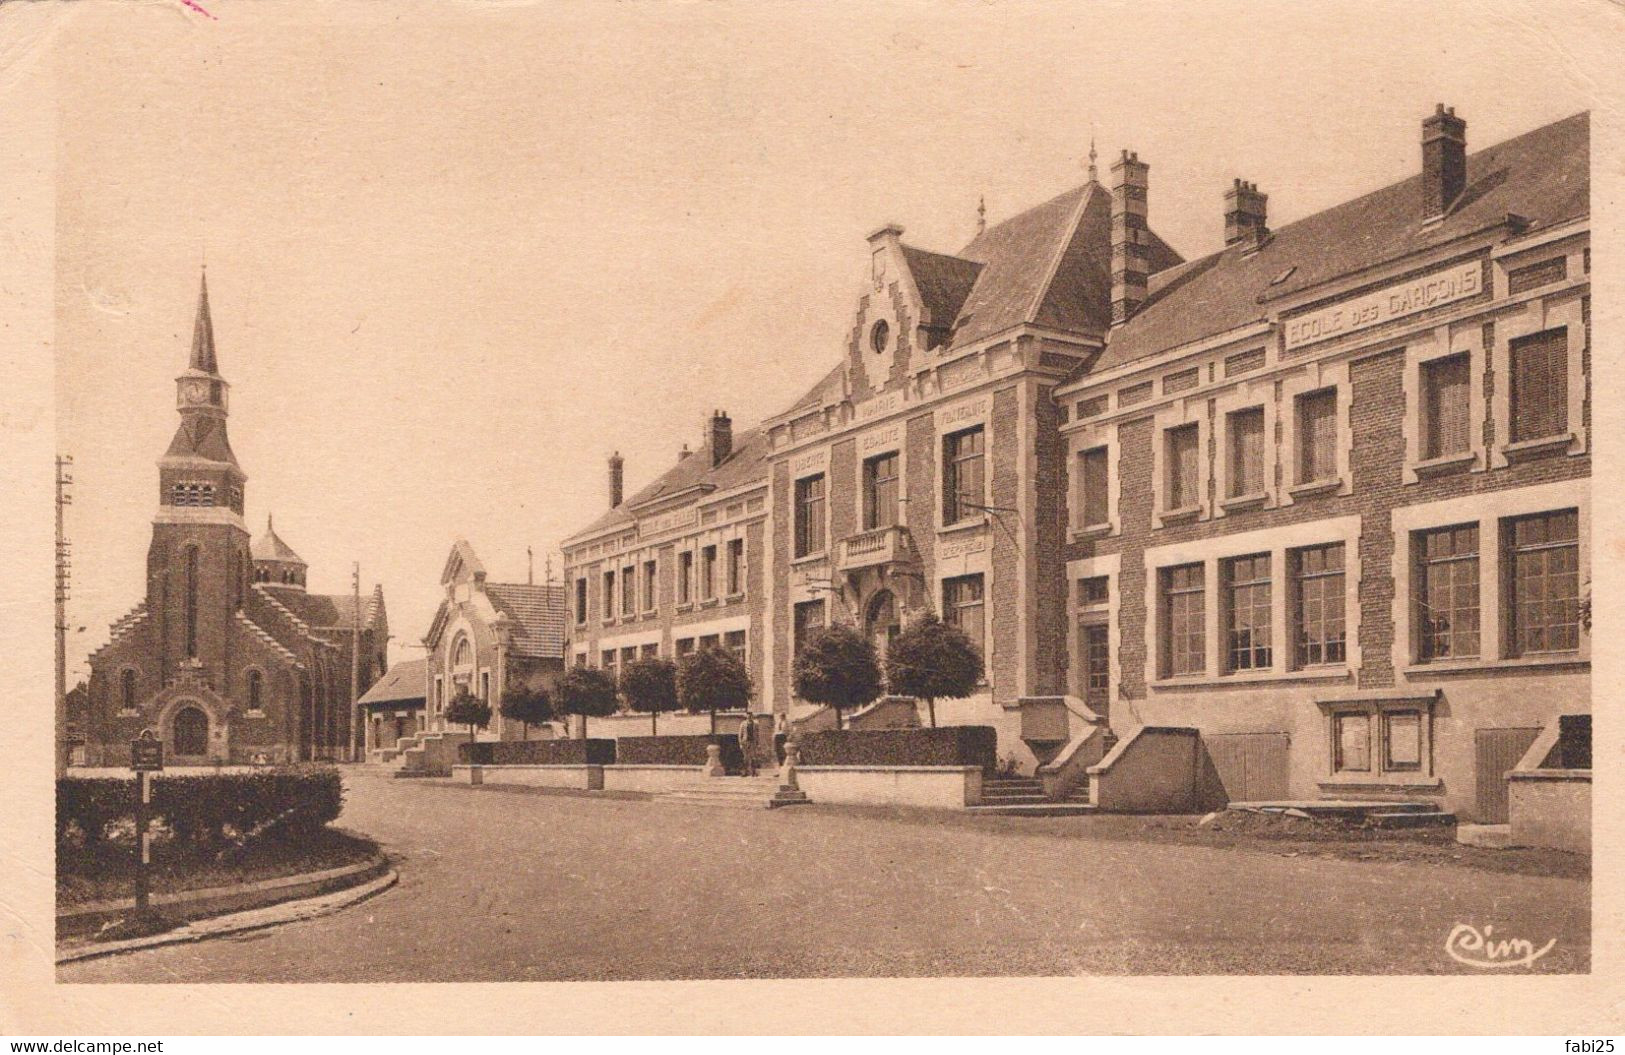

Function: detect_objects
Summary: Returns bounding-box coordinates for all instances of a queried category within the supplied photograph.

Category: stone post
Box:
[703,743,725,777]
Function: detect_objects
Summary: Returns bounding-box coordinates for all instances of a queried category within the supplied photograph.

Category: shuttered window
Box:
[1166,424,1200,510]
[1228,407,1264,497]
[1079,447,1109,527]
[1510,329,1568,443]
[1296,388,1338,484]
[1422,353,1471,459]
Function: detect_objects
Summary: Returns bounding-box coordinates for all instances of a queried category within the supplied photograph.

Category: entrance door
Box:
[866,591,899,672]
[1080,623,1110,711]
[1475,727,1541,823]
[173,706,209,756]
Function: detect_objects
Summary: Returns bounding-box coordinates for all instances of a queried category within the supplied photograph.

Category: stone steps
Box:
[965,802,1099,817]
[652,777,783,810]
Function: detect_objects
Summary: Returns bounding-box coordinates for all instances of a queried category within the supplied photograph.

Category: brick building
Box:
[1054,109,1589,820]
[84,273,389,765]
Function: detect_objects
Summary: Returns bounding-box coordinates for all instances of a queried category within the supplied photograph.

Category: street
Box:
[60,767,1590,981]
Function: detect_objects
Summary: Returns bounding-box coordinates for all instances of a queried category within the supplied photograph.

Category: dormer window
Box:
[870,320,890,355]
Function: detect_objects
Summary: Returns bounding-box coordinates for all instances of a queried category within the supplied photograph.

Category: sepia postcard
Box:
[2,0,1623,1037]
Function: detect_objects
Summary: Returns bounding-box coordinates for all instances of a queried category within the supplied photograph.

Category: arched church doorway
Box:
[866,590,900,674]
[173,705,209,757]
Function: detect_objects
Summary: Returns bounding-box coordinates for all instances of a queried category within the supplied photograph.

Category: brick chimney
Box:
[608,451,624,508]
[678,442,692,461]
[1224,179,1268,249]
[1110,150,1151,325]
[1423,104,1467,220]
[709,410,733,467]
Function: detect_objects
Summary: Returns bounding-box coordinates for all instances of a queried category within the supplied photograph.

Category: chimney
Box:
[709,410,733,467]
[1224,179,1268,249]
[608,451,624,509]
[678,443,692,461]
[1422,104,1467,220]
[1110,150,1151,325]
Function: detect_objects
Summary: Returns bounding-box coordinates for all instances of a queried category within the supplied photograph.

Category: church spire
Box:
[191,267,218,375]
[1087,136,1099,184]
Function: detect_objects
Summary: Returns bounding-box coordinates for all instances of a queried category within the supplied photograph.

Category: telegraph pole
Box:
[350,561,362,762]
[55,455,73,778]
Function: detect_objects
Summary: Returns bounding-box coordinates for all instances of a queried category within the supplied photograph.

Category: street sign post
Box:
[129,730,163,911]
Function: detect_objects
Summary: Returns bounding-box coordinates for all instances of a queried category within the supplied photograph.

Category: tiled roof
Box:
[786,364,846,413]
[163,414,241,468]
[276,590,384,631]
[900,245,982,331]
[1092,111,1589,373]
[485,582,569,659]
[250,517,305,563]
[566,426,769,542]
[358,658,427,706]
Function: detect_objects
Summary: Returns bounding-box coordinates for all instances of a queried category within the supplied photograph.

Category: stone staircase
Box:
[966,776,1097,817]
[651,774,785,810]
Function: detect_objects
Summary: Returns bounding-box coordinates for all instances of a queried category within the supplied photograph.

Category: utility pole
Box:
[351,561,362,762]
[55,455,73,778]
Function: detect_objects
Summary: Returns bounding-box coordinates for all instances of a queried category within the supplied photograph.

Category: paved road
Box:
[60,768,1589,981]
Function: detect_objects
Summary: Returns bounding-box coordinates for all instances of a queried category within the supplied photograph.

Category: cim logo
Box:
[1444,922,1555,969]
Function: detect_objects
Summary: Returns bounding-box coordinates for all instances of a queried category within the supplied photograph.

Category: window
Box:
[574,652,588,668]
[699,545,717,600]
[726,538,745,596]
[1078,576,1109,608]
[247,669,263,712]
[1080,624,1110,706]
[1296,388,1338,484]
[453,635,473,666]
[1509,329,1568,443]
[1165,424,1200,511]
[699,634,720,652]
[1227,408,1264,498]
[170,482,216,507]
[1383,711,1422,771]
[621,565,636,616]
[794,475,827,557]
[725,629,747,664]
[480,670,491,701]
[943,426,986,524]
[942,574,986,660]
[1334,713,1371,772]
[184,545,199,658]
[121,668,138,712]
[793,600,825,657]
[620,647,637,673]
[640,643,659,660]
[1161,563,1205,677]
[1421,353,1471,459]
[602,570,616,619]
[1292,543,1346,667]
[676,637,696,660]
[863,452,900,530]
[1506,509,1580,656]
[1078,447,1109,527]
[677,551,693,605]
[642,560,657,612]
[1223,554,1272,672]
[602,649,618,685]
[1416,524,1480,661]
[232,550,243,607]
[574,578,588,625]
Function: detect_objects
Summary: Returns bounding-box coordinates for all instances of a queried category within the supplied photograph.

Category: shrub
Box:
[459,738,615,766]
[793,726,997,775]
[499,685,554,739]
[615,734,745,773]
[556,667,619,736]
[444,690,492,741]
[884,613,983,727]
[677,646,752,731]
[620,657,681,735]
[792,624,881,729]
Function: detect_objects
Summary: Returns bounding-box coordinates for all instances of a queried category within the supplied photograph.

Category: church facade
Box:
[82,274,388,766]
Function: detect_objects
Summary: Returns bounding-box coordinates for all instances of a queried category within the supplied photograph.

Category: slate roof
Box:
[274,589,384,631]
[358,658,427,707]
[565,426,769,543]
[900,245,982,331]
[1091,111,1590,373]
[164,414,241,468]
[251,518,305,564]
[485,582,569,659]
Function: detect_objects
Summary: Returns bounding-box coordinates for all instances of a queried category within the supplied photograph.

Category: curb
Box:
[56,868,398,965]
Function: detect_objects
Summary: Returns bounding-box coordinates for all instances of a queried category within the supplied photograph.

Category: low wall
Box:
[794,726,997,774]
[1088,727,1219,813]
[600,764,704,795]
[796,765,983,810]
[452,764,604,791]
[458,739,615,766]
[1508,770,1591,853]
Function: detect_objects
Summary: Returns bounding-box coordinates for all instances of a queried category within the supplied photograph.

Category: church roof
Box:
[485,582,569,659]
[358,658,427,707]
[251,516,306,564]
[276,589,386,632]
[191,269,219,375]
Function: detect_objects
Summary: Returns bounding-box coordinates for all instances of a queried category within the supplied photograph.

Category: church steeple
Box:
[160,269,245,515]
[190,267,219,375]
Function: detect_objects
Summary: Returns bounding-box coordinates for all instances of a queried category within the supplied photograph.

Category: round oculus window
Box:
[870,320,890,354]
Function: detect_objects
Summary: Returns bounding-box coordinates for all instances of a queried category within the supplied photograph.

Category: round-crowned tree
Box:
[677,646,752,734]
[621,656,681,735]
[884,613,983,728]
[499,684,554,740]
[791,623,882,730]
[444,689,493,743]
[555,666,619,738]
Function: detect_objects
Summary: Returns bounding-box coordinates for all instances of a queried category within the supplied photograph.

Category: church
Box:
[82,273,389,765]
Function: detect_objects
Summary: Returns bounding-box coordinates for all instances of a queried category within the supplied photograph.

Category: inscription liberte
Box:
[1283,262,1483,350]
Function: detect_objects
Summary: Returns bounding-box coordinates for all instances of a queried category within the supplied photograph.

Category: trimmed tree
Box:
[444,689,492,743]
[885,613,983,728]
[677,646,753,734]
[791,624,882,730]
[555,666,619,738]
[499,684,554,740]
[621,657,681,735]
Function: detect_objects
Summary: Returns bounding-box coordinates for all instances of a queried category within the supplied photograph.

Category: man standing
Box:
[736,711,758,777]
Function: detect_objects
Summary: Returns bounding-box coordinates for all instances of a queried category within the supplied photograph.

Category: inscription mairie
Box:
[1283,261,1483,351]
[855,389,907,422]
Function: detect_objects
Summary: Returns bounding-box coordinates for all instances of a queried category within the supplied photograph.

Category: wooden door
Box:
[1081,623,1110,710]
[1203,732,1291,804]
[1474,727,1541,823]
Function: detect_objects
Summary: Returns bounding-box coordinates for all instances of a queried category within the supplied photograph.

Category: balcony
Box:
[836,525,913,573]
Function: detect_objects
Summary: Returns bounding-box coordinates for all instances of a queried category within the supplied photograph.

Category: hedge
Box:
[458,738,615,766]
[791,726,998,775]
[615,734,746,773]
[57,765,343,852]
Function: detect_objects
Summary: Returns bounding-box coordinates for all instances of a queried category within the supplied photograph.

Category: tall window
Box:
[676,637,696,660]
[942,574,986,660]
[677,551,693,605]
[1292,543,1346,667]
[699,545,717,600]
[794,475,827,557]
[726,538,745,596]
[942,426,985,524]
[248,669,263,712]
[621,564,635,616]
[1227,408,1264,498]
[1421,353,1471,459]
[1297,388,1338,483]
[1079,447,1109,527]
[642,560,658,612]
[1416,523,1480,661]
[184,545,199,658]
[232,550,243,607]
[602,649,618,686]
[1507,509,1580,656]
[1161,563,1205,677]
[863,452,900,530]
[574,578,588,624]
[1077,576,1110,707]
[1509,329,1569,443]
[1166,424,1200,510]
[792,600,825,657]
[602,570,615,619]
[480,670,491,701]
[725,629,747,664]
[121,668,137,712]
[1223,554,1272,672]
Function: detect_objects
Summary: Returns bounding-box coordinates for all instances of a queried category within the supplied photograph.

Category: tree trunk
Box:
[926,697,937,728]
[651,711,658,736]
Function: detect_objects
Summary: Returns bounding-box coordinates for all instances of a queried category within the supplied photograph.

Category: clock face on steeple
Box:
[182,379,210,404]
